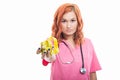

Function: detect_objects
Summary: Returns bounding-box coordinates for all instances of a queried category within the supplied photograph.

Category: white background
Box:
[0,0,120,80]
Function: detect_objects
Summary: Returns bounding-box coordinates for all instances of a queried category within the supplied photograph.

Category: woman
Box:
[37,3,101,80]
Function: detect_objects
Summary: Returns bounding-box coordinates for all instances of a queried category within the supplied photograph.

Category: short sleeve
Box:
[89,40,102,72]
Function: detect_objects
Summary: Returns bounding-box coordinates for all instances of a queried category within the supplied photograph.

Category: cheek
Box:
[72,22,78,27]
[61,24,66,30]
[73,27,77,33]
[73,24,78,30]
[61,23,66,28]
[61,27,66,32]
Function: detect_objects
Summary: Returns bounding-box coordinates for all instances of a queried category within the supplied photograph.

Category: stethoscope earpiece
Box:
[80,67,86,74]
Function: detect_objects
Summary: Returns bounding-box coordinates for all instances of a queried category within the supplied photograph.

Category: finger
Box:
[36,48,41,54]
[46,49,51,57]
[41,53,45,59]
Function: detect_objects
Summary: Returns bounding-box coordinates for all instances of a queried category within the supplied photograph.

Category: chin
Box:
[65,33,74,36]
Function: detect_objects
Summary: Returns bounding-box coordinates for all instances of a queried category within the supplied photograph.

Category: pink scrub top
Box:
[50,38,101,80]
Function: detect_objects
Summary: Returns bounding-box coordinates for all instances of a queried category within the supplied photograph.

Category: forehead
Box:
[62,11,77,19]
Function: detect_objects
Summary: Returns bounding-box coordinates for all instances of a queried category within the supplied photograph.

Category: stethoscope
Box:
[59,41,86,74]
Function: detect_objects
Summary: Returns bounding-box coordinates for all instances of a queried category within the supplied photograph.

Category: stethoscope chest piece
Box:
[80,67,86,74]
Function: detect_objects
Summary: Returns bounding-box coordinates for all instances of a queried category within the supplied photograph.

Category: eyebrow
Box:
[62,17,76,20]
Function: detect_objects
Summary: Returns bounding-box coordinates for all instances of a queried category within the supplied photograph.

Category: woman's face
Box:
[61,11,78,38]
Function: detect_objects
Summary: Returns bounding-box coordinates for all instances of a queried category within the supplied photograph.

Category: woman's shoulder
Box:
[84,37,92,43]
[83,37,94,46]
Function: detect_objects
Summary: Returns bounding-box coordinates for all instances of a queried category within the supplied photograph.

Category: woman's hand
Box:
[36,48,56,62]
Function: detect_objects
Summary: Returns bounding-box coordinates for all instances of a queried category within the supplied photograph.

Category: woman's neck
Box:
[66,36,76,48]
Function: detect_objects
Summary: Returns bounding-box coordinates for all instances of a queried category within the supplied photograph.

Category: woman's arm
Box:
[90,72,97,80]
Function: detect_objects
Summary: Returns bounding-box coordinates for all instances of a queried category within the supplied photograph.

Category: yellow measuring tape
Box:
[40,36,59,55]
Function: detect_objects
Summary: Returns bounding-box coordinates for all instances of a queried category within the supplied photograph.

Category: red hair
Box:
[52,3,84,45]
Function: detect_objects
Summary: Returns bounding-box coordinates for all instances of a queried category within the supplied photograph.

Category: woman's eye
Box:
[61,20,66,23]
[71,19,76,22]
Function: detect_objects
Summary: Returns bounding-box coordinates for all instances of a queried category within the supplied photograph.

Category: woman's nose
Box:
[67,22,71,28]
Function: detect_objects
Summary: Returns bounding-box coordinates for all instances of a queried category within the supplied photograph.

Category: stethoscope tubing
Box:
[59,41,86,74]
